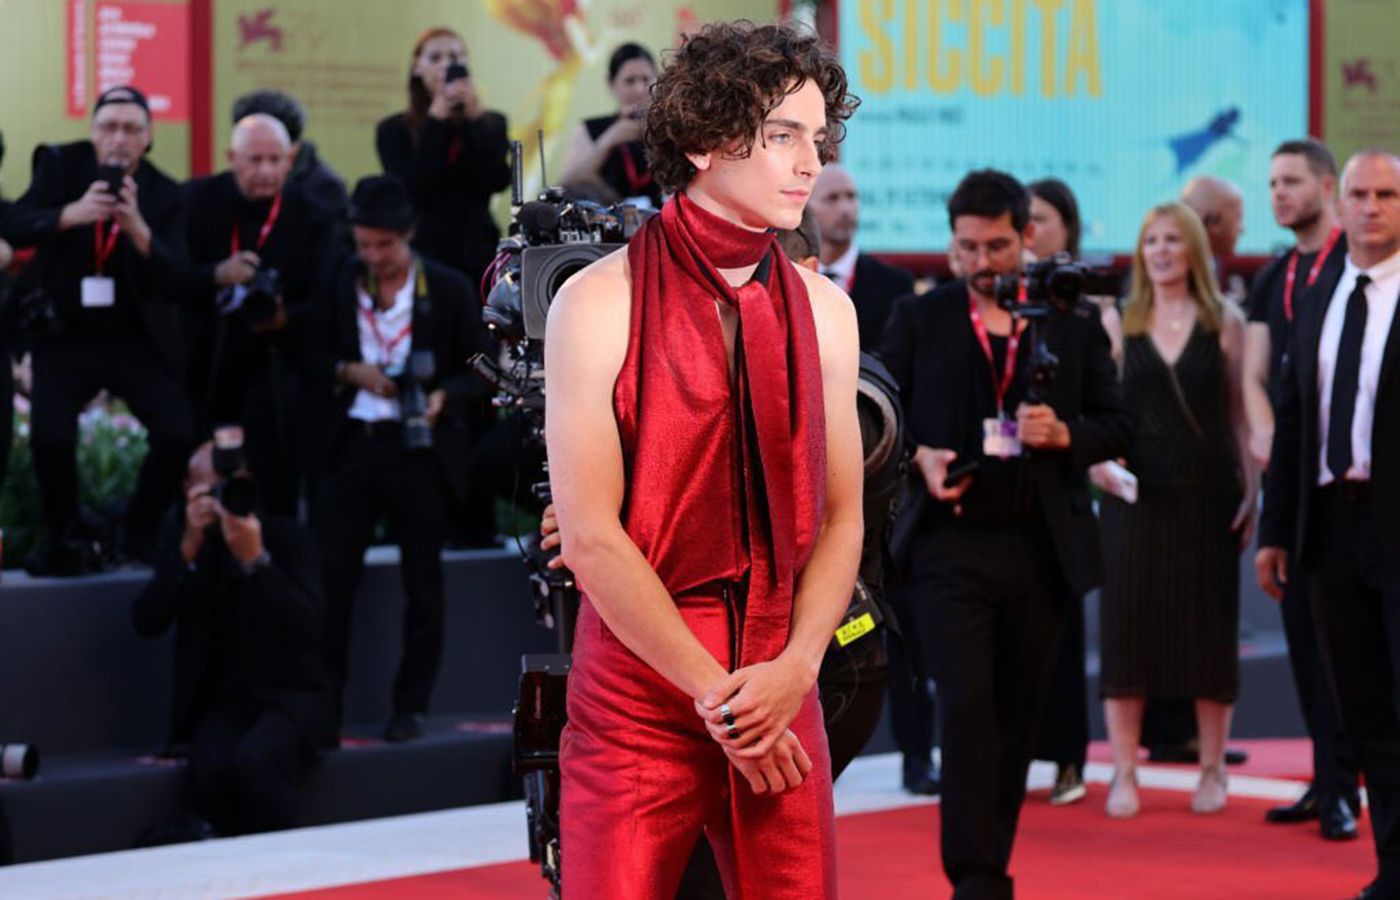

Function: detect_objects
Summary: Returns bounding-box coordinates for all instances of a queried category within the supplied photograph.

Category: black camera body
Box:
[214,266,282,327]
[991,255,1106,404]
[211,437,258,517]
[396,348,437,450]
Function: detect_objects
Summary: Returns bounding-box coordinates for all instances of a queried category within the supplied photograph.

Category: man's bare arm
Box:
[698,271,864,758]
[1243,321,1274,468]
[544,253,730,701]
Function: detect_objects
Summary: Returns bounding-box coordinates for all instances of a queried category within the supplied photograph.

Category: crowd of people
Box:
[2,16,1398,900]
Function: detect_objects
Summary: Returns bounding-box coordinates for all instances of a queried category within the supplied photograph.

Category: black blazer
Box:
[850,253,914,353]
[2,141,189,371]
[879,281,1132,596]
[305,254,491,503]
[1260,249,1400,560]
[133,512,336,749]
[375,112,511,281]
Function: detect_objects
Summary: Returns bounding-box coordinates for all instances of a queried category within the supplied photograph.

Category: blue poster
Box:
[838,0,1309,254]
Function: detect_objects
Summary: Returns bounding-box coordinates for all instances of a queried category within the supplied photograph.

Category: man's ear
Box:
[686,150,712,173]
[1022,220,1036,248]
[799,255,819,273]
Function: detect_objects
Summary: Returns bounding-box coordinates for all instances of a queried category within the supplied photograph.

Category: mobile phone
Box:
[96,163,126,198]
[445,62,469,84]
[943,458,980,490]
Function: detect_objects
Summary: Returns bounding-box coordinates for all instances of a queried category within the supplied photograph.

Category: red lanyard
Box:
[93,219,121,275]
[619,143,653,194]
[968,295,1026,416]
[358,296,413,363]
[231,192,283,255]
[1283,226,1340,322]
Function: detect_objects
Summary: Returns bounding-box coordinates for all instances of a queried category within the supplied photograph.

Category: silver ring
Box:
[719,703,735,727]
[726,724,741,741]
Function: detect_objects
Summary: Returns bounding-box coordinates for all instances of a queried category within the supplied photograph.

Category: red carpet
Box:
[270,784,1375,899]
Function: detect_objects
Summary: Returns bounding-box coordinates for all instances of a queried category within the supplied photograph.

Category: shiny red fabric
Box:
[559,193,834,898]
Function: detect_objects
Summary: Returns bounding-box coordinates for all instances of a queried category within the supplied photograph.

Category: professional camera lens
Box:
[0,744,40,780]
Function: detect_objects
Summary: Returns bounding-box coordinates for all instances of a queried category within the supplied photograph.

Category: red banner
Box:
[67,0,89,117]
[62,1,191,121]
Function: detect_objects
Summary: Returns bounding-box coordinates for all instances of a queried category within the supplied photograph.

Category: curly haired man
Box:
[544,20,863,899]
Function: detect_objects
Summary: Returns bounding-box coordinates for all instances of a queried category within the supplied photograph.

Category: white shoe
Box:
[1192,764,1228,814]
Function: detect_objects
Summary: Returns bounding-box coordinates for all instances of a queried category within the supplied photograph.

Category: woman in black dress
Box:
[375,27,512,289]
[557,43,662,209]
[1098,201,1257,818]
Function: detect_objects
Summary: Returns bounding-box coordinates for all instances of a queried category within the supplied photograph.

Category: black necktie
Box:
[1327,273,1371,481]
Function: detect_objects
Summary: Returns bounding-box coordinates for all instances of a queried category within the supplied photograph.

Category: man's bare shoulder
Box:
[548,247,632,333]
[794,262,858,335]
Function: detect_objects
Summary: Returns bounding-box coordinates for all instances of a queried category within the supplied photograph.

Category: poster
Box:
[838,0,1310,255]
[1322,0,1400,165]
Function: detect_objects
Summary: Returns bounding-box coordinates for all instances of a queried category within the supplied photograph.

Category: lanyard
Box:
[968,295,1026,416]
[231,192,283,255]
[357,262,427,363]
[619,142,653,194]
[1282,226,1340,323]
[93,219,121,275]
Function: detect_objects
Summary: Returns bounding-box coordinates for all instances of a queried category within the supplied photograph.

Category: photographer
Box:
[2,86,193,572]
[376,27,511,288]
[132,435,334,836]
[232,90,349,220]
[557,43,662,209]
[879,169,1129,899]
[184,113,337,514]
[307,175,489,741]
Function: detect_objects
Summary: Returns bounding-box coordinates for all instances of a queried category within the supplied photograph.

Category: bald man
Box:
[183,112,339,514]
[809,163,914,351]
[1182,175,1248,302]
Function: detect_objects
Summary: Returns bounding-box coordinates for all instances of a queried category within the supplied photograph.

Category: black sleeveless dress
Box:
[1099,322,1241,702]
[583,114,663,208]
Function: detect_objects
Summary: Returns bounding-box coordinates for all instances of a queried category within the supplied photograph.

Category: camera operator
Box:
[184,113,337,514]
[132,434,334,836]
[557,43,663,210]
[307,175,490,741]
[2,85,194,572]
[376,27,511,288]
[232,90,349,220]
[879,169,1129,899]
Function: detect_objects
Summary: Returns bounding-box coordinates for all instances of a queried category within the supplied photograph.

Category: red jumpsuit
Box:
[559,193,835,899]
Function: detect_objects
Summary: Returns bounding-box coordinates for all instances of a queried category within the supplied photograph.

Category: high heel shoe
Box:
[1106,768,1140,819]
[1192,763,1228,814]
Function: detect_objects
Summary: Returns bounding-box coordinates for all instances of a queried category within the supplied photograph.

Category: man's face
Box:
[91,103,151,173]
[1200,195,1243,259]
[952,211,1028,300]
[228,125,292,201]
[1270,154,1331,232]
[353,225,414,281]
[1339,154,1400,261]
[687,78,828,232]
[809,165,859,250]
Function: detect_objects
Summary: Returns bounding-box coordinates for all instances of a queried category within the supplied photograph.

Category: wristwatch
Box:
[240,549,272,575]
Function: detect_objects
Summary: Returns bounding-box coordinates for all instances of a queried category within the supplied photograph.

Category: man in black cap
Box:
[184,113,338,514]
[1,85,193,572]
[305,175,489,740]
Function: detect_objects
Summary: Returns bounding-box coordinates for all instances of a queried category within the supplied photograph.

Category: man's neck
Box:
[971,290,1013,335]
[1294,209,1339,253]
[1350,242,1400,272]
[819,238,851,267]
[375,268,410,307]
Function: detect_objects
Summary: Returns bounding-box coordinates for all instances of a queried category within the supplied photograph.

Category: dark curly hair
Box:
[645,20,858,193]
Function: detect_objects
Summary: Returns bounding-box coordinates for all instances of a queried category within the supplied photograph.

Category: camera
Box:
[993,254,1097,317]
[210,426,258,517]
[395,348,437,450]
[0,743,39,780]
[96,162,125,198]
[445,61,469,84]
[215,266,282,326]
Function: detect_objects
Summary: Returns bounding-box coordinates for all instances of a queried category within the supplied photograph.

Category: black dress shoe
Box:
[1266,785,1320,823]
[902,756,941,795]
[1321,796,1360,841]
[384,712,425,743]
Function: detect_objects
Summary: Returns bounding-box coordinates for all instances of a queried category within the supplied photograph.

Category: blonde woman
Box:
[1098,201,1258,818]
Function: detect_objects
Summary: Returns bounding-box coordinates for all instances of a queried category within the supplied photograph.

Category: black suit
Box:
[1262,249,1400,889]
[847,253,914,352]
[184,174,337,513]
[307,254,490,723]
[133,510,334,833]
[3,141,194,544]
[880,281,1130,900]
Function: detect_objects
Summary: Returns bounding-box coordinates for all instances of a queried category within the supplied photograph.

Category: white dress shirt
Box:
[820,243,859,295]
[348,265,416,423]
[1316,247,1400,484]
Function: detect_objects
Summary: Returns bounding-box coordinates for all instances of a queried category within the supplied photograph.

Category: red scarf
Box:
[615,192,827,664]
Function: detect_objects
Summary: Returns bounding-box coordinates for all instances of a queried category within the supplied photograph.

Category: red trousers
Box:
[560,592,836,899]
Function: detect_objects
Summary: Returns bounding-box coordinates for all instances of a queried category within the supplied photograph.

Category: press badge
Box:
[81,276,115,308]
[983,417,1022,458]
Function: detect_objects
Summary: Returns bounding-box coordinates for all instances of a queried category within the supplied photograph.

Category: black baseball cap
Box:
[93,85,151,119]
